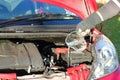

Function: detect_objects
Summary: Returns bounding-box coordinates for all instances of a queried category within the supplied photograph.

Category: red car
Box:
[0,0,119,80]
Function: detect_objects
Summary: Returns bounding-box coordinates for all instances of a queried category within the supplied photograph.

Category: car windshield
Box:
[0,0,76,19]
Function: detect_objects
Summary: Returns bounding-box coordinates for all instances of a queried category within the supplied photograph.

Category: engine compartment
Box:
[0,31,95,79]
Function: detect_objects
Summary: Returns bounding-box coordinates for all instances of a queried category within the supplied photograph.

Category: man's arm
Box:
[76,0,120,32]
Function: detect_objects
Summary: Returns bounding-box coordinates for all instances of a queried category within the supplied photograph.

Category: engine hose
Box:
[76,0,120,31]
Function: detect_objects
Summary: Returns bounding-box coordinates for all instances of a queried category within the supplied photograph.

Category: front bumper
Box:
[98,65,120,80]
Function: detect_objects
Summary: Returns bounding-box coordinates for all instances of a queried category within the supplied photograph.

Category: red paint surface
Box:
[67,64,90,80]
[34,0,98,19]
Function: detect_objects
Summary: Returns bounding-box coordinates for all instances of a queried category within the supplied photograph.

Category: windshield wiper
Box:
[0,14,47,27]
[0,13,78,27]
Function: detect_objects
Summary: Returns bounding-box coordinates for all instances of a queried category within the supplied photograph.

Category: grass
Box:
[99,14,120,61]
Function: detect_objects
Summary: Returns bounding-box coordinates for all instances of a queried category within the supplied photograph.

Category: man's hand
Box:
[77,29,90,36]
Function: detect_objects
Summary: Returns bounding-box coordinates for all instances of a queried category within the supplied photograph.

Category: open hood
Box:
[34,0,98,19]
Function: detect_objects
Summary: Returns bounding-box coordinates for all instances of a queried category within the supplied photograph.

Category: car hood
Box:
[34,0,98,19]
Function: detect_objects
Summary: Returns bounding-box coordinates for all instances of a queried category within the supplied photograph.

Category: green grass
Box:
[100,14,120,61]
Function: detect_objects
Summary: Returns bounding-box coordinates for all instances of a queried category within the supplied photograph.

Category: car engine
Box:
[0,33,94,79]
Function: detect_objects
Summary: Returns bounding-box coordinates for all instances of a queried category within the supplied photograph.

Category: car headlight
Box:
[91,35,119,79]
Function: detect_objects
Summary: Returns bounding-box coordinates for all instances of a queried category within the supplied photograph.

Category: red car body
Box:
[0,0,119,80]
[34,0,120,80]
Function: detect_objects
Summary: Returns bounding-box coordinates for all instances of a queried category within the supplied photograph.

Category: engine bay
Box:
[0,27,98,80]
[0,33,95,79]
